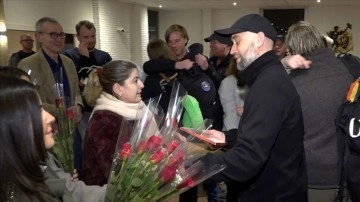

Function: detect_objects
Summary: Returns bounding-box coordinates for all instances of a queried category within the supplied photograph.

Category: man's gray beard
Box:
[237,44,257,71]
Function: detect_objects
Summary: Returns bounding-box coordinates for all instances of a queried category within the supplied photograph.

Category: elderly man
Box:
[18,17,84,179]
[202,14,307,202]
[9,34,35,67]
[18,17,83,120]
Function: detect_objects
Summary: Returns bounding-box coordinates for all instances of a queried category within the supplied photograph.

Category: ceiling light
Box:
[233,2,237,6]
[159,4,163,8]
[316,0,321,3]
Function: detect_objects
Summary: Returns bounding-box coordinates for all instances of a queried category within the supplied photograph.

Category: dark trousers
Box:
[74,129,83,178]
[179,186,198,202]
[203,179,220,202]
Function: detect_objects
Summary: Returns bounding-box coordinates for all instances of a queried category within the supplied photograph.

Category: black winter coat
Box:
[202,51,307,202]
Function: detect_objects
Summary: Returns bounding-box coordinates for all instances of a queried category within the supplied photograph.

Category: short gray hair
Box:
[286,21,325,55]
[35,17,59,32]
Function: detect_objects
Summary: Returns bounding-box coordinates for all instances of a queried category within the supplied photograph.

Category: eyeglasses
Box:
[39,32,66,39]
[21,39,34,42]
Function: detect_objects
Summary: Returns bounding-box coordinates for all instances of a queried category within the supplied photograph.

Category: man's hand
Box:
[195,54,209,70]
[236,107,244,116]
[203,129,226,151]
[281,54,312,70]
[203,129,226,142]
[78,41,89,57]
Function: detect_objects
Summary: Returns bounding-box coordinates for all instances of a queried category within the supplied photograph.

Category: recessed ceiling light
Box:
[233,2,237,6]
[159,4,163,8]
[316,0,321,3]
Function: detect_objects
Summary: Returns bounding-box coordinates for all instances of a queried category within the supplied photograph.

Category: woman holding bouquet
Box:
[82,60,147,186]
[0,76,107,202]
[0,77,61,201]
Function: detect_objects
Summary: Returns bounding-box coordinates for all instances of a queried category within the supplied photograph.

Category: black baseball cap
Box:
[276,33,286,42]
[215,14,277,42]
[204,32,232,46]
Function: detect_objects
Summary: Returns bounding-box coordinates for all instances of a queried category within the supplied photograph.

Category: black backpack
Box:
[335,53,360,155]
[335,53,360,202]
[177,66,223,130]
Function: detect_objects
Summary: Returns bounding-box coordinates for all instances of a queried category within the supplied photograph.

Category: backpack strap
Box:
[338,53,360,79]
[159,73,178,85]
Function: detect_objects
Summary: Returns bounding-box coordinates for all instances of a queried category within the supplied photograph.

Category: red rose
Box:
[176,178,195,189]
[65,108,75,120]
[136,141,146,155]
[119,143,131,160]
[150,149,165,164]
[166,140,180,154]
[159,164,177,184]
[168,150,185,167]
[145,135,162,152]
[55,98,64,108]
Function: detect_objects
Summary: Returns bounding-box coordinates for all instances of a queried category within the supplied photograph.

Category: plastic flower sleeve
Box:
[149,161,226,202]
[106,96,164,201]
[163,80,187,129]
[129,96,165,148]
[104,82,226,202]
[51,83,76,173]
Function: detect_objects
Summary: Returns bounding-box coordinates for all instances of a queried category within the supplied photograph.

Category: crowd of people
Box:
[1,12,359,202]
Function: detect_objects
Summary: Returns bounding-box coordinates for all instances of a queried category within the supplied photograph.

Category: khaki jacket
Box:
[18,50,83,116]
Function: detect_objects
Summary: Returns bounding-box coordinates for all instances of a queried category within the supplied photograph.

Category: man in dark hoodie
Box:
[201,14,307,202]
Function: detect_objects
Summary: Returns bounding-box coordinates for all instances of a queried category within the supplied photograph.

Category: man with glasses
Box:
[9,34,35,67]
[18,16,83,150]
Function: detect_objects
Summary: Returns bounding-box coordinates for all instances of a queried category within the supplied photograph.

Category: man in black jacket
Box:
[202,14,307,202]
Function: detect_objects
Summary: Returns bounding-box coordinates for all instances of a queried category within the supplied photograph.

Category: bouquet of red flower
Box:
[51,83,76,173]
[105,81,226,202]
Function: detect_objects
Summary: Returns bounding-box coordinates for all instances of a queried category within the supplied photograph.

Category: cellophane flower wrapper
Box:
[51,83,76,173]
[105,81,226,202]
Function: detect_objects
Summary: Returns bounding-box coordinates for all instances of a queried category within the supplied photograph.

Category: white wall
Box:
[159,10,203,47]
[3,0,93,33]
[159,6,360,57]
[3,1,360,65]
[3,0,147,66]
[306,5,359,55]
[95,0,132,61]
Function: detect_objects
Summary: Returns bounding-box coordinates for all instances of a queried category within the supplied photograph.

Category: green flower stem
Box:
[119,162,151,201]
[139,180,160,198]
[149,188,177,202]
[52,107,75,173]
[117,153,148,201]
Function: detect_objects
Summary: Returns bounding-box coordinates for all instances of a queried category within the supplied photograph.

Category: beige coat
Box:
[18,50,83,116]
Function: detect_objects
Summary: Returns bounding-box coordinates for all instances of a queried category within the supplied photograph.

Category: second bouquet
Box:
[105,81,226,202]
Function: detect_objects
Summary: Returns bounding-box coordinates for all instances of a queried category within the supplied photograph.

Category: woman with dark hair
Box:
[0,77,57,202]
[0,66,30,81]
[0,77,107,202]
[82,60,157,186]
